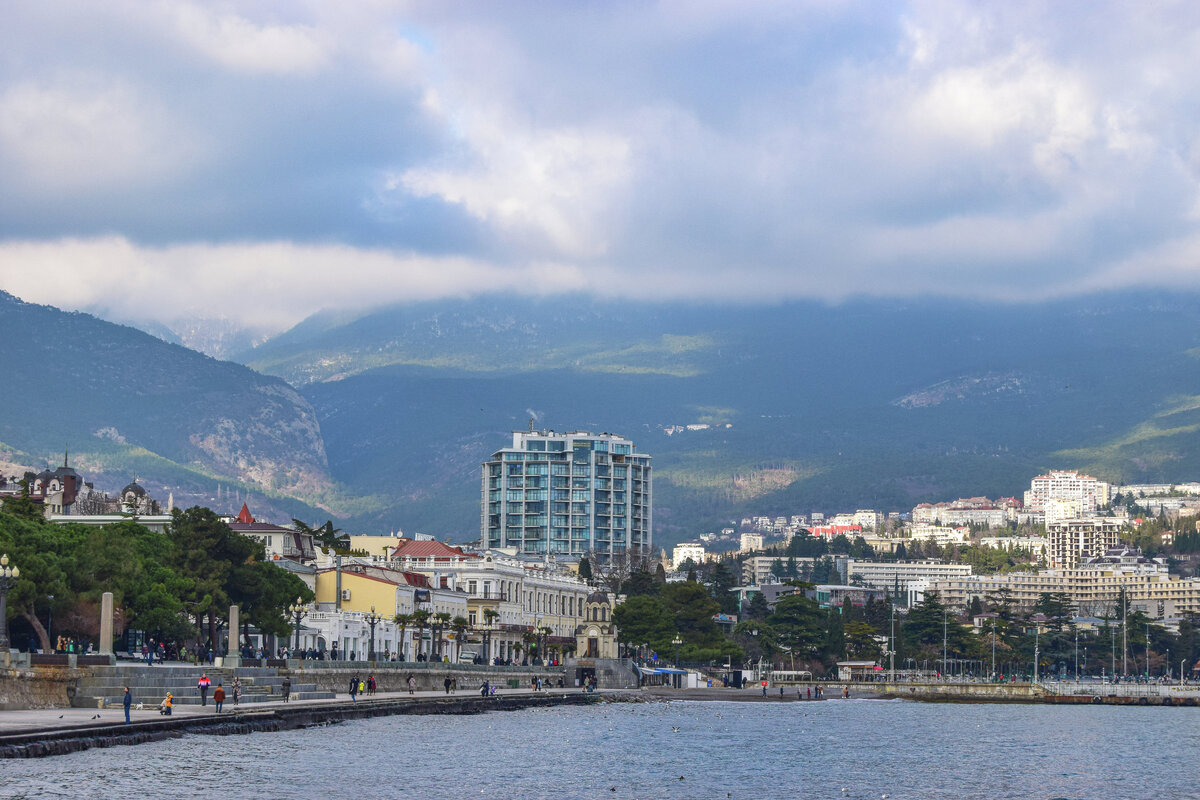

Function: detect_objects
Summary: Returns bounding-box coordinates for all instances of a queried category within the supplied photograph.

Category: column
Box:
[225,605,241,667]
[98,591,115,663]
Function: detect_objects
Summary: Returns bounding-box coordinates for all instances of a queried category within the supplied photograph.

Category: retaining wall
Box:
[0,668,83,711]
[0,692,601,759]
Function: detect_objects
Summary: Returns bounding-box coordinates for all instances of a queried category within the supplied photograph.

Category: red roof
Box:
[237,504,254,524]
[390,539,470,560]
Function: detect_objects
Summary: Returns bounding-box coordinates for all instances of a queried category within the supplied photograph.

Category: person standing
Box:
[349,675,358,702]
[480,680,489,697]
[281,675,291,702]
[213,683,225,713]
[197,673,211,706]
[123,686,132,725]
[407,674,416,695]
[443,676,452,694]
[232,676,241,707]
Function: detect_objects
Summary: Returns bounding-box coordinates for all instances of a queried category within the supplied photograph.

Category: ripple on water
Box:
[2,701,1196,799]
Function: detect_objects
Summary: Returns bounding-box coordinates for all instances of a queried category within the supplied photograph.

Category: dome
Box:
[586,590,610,605]
[121,481,147,497]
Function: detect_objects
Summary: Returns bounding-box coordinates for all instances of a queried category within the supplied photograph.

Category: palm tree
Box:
[482,608,500,663]
[451,616,469,662]
[393,613,412,661]
[410,610,430,661]
[433,612,452,660]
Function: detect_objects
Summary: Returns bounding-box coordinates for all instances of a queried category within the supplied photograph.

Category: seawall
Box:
[0,691,602,759]
[0,667,84,711]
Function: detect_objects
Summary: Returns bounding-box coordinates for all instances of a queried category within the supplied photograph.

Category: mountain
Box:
[0,290,335,522]
[237,292,1200,546]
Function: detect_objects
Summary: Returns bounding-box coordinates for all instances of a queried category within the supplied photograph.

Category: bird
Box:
[679,776,685,781]
[671,726,679,732]
[58,714,64,718]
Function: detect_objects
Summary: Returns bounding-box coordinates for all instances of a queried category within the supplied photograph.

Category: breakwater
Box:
[0,691,601,759]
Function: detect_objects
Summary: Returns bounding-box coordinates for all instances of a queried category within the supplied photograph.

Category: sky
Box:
[2,1,1200,341]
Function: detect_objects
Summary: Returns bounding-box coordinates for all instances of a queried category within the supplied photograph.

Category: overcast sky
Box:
[2,1,1199,337]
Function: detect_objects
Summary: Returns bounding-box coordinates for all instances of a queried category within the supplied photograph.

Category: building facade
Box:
[1047,517,1125,569]
[1024,470,1111,520]
[482,430,652,560]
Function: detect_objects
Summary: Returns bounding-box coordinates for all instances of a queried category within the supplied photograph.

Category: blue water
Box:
[4,699,1196,799]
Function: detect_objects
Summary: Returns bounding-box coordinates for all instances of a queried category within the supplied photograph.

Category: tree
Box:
[768,593,825,658]
[744,591,771,621]
[393,613,412,660]
[578,556,592,582]
[410,609,430,659]
[170,507,258,647]
[612,595,675,656]
[708,561,739,614]
[844,620,882,660]
[451,616,469,660]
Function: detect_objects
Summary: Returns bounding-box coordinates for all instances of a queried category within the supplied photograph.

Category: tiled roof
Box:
[390,539,470,560]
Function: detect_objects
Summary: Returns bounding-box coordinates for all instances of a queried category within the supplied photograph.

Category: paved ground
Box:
[0,687,581,735]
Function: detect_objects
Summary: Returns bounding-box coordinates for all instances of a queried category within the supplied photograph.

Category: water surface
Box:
[5,699,1194,799]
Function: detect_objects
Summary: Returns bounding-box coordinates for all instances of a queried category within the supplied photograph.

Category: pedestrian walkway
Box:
[0,687,580,736]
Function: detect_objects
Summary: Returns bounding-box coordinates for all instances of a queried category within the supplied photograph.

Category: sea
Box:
[4,698,1196,799]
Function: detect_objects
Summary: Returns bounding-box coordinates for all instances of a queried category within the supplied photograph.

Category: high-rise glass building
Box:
[482,430,652,560]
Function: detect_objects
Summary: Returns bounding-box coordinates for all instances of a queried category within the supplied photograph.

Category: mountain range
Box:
[5,288,1200,548]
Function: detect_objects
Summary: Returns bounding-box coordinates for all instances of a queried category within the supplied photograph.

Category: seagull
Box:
[671,726,679,732]
[58,714,64,718]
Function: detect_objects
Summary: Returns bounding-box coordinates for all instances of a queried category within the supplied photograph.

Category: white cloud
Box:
[161,2,331,75]
[0,78,200,192]
[2,0,1200,332]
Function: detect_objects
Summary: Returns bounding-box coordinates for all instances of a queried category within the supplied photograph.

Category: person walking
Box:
[232,676,241,707]
[159,692,173,715]
[367,674,376,696]
[197,673,211,706]
[213,683,225,714]
[444,676,452,694]
[407,673,416,695]
[281,676,291,702]
[123,686,132,725]
[349,675,359,702]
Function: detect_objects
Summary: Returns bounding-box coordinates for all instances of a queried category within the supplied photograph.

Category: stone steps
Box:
[71,665,335,708]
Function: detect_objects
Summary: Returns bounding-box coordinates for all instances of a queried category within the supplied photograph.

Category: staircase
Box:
[71,665,336,709]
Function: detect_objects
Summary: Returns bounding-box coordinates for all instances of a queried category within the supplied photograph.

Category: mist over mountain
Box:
[7,286,1200,548]
[238,292,1200,546]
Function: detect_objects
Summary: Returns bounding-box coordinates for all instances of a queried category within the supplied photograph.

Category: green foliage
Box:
[0,504,315,652]
[768,593,825,657]
[578,556,592,582]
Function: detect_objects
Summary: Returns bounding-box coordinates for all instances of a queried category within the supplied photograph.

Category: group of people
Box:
[347,675,378,701]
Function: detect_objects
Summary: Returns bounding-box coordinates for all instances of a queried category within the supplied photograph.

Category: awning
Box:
[657,668,688,675]
[635,666,664,676]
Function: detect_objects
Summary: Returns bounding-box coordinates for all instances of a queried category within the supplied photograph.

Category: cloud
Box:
[2,1,1200,336]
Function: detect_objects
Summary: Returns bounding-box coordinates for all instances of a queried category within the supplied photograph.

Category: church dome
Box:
[586,590,610,605]
[121,481,147,497]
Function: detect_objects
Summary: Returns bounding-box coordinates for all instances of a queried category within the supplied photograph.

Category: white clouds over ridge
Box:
[2,1,1200,334]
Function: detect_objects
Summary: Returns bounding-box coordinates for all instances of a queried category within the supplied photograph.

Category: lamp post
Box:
[991,620,997,682]
[0,554,19,656]
[672,634,682,668]
[47,594,54,652]
[288,598,307,654]
[365,606,381,662]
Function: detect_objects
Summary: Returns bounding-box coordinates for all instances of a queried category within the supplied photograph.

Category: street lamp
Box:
[0,554,19,656]
[672,634,682,668]
[365,606,382,662]
[288,598,307,654]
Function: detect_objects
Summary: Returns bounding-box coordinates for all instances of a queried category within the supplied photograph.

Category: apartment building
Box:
[929,549,1200,619]
[846,559,973,595]
[1047,517,1126,569]
[482,430,652,560]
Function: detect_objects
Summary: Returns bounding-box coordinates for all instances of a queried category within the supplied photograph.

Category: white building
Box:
[1025,470,1111,517]
[1047,517,1127,569]
[846,559,973,596]
[739,532,764,553]
[907,524,970,546]
[672,542,706,569]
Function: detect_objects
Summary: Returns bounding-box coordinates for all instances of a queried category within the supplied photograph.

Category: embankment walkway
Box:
[0,687,602,759]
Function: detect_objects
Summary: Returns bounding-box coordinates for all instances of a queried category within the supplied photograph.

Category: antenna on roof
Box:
[529,417,535,433]
[64,445,68,468]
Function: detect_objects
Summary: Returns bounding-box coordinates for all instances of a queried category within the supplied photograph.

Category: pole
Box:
[1074,629,1079,681]
[1034,626,1040,685]
[991,620,996,681]
[1146,622,1151,678]
[1122,589,1127,676]
[889,600,895,683]
[942,609,947,681]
